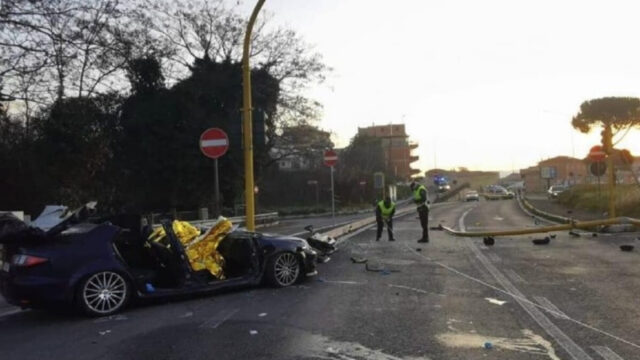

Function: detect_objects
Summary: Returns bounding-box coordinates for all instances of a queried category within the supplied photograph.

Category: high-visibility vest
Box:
[377,200,396,219]
[413,185,427,206]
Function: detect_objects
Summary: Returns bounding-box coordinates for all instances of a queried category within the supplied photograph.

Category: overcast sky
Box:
[237,0,640,173]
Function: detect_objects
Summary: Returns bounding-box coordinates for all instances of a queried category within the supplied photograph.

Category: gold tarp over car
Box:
[147,218,233,279]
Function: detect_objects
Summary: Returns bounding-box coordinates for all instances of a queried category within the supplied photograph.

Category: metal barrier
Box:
[156,212,279,228]
[442,216,640,238]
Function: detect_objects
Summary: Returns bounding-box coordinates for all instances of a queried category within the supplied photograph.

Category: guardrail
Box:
[153,212,279,228]
[519,196,572,224]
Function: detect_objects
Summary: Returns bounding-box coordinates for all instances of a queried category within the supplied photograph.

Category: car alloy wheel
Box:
[273,252,300,287]
[82,271,128,315]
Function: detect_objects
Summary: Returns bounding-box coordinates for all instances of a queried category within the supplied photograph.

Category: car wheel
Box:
[266,252,301,288]
[77,271,130,316]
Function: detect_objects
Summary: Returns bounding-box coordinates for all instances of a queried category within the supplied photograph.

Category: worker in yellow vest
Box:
[410,181,430,243]
[376,196,396,241]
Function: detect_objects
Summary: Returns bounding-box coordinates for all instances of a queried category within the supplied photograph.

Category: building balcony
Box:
[410,168,421,175]
[409,155,419,163]
[408,141,418,150]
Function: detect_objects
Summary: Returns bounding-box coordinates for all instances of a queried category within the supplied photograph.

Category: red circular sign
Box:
[324,149,338,167]
[588,145,606,162]
[200,128,229,159]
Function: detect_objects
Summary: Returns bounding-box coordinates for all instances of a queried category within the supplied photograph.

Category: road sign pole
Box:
[597,174,601,203]
[214,158,220,217]
[330,166,335,224]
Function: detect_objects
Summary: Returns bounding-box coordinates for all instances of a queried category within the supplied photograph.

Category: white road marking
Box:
[493,216,504,221]
[459,209,594,360]
[592,346,625,360]
[0,308,24,319]
[534,296,568,320]
[505,268,527,284]
[487,253,502,263]
[200,308,239,329]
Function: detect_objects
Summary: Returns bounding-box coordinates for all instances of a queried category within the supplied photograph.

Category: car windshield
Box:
[2,2,640,359]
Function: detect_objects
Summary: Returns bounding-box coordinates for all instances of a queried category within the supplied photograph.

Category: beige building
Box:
[357,124,420,180]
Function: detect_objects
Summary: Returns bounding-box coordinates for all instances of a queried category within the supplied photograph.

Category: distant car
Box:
[547,185,568,199]
[437,183,451,193]
[464,190,480,201]
[484,185,514,200]
[0,203,318,316]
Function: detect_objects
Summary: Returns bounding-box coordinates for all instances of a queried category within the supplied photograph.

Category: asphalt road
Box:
[1,199,639,359]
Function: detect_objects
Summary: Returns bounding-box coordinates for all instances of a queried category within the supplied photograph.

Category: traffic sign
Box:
[588,145,606,162]
[373,172,385,189]
[200,128,229,159]
[590,162,607,177]
[324,149,338,167]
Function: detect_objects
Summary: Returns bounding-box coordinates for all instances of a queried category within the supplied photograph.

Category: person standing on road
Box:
[375,196,396,241]
[410,181,430,243]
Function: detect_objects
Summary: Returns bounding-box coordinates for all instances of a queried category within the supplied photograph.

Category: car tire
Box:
[266,252,301,288]
[76,271,130,316]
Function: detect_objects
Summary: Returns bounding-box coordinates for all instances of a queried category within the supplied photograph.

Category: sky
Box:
[236,0,640,174]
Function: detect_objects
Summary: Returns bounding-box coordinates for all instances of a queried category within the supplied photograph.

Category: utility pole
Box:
[241,0,265,231]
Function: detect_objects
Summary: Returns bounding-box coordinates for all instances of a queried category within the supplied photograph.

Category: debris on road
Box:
[416,248,422,251]
[483,237,495,246]
[350,256,367,264]
[620,245,634,252]
[532,237,551,245]
[549,234,557,239]
[365,263,400,273]
[98,330,111,336]
[258,313,267,317]
[249,330,258,335]
[569,230,580,237]
[485,298,507,306]
[484,341,493,349]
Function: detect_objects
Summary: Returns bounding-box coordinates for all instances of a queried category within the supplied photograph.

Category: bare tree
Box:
[0,0,169,118]
[137,0,327,123]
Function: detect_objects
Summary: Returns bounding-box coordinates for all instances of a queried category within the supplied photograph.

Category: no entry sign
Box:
[200,128,229,159]
[324,149,338,167]
[588,145,606,162]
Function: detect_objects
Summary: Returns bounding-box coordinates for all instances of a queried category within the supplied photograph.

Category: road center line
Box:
[533,296,568,320]
[591,346,626,360]
[459,208,594,360]
[505,268,528,284]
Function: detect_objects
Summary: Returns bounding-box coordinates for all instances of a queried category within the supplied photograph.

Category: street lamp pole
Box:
[242,0,265,231]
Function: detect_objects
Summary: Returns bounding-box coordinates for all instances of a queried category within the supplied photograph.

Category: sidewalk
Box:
[525,194,604,221]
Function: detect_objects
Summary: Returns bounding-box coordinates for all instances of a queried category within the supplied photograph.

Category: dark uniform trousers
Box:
[417,204,429,240]
[376,217,393,240]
